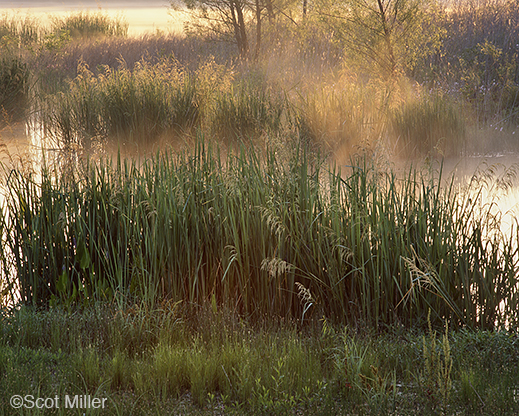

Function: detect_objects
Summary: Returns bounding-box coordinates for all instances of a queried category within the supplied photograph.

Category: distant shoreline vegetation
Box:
[1,0,517,156]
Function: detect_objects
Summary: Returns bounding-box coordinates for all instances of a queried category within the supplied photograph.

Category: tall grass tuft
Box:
[210,73,287,143]
[294,79,385,158]
[0,55,29,125]
[42,59,201,150]
[0,12,41,48]
[50,11,128,39]
[1,140,518,329]
[390,92,466,157]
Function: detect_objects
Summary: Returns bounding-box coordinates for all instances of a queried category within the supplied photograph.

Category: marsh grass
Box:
[1,138,518,329]
[294,79,388,158]
[0,55,29,125]
[50,11,128,40]
[390,92,466,157]
[42,59,203,150]
[211,76,287,143]
[1,3,519,414]
[0,305,518,415]
[3,1,519,156]
[0,12,41,48]
[38,52,472,159]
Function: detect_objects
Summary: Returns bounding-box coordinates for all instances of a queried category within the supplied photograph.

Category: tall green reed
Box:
[1,140,517,329]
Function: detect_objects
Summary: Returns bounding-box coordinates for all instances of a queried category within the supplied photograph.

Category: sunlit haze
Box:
[0,0,184,35]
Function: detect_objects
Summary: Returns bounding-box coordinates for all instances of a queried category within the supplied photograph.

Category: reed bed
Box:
[1,141,517,330]
[41,59,203,149]
[0,55,29,124]
[50,11,128,39]
[39,55,470,159]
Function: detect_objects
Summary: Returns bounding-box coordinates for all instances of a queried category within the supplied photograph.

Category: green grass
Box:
[0,304,518,415]
[0,55,29,125]
[41,59,201,149]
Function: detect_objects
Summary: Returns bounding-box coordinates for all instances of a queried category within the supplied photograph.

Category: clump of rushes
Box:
[1,140,518,329]
[0,12,41,48]
[50,11,128,39]
[42,59,201,150]
[390,92,466,157]
[0,55,29,124]
[210,75,287,144]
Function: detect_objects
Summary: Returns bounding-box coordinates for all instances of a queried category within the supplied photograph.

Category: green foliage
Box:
[320,0,445,78]
[2,141,518,329]
[432,0,519,126]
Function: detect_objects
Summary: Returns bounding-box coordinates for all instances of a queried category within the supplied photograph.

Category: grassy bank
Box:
[0,305,518,415]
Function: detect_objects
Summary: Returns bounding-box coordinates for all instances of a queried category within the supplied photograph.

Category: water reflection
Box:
[444,155,519,238]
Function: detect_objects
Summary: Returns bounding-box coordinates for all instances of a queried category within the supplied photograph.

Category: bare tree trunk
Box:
[254,0,262,61]
[235,1,249,59]
[230,0,249,59]
[265,0,275,22]
[376,0,397,76]
[303,0,308,18]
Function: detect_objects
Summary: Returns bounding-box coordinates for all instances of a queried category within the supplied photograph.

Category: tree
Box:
[172,0,296,60]
[319,0,444,79]
[174,0,250,59]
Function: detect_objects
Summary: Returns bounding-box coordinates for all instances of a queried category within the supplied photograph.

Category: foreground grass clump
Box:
[0,304,518,415]
[1,140,518,329]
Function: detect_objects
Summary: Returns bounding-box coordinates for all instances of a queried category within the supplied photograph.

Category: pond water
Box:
[0,0,185,36]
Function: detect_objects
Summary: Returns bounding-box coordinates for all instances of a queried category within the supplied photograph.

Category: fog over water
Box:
[0,0,180,35]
